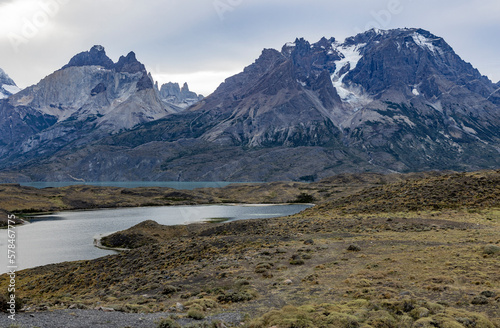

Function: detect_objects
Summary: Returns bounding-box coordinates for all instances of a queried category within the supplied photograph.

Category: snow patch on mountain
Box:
[461,124,477,135]
[331,44,364,79]
[330,43,371,108]
[3,84,21,95]
[412,32,443,55]
[0,68,21,99]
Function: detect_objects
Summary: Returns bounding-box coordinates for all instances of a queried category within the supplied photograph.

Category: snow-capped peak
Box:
[0,68,16,85]
[369,28,390,36]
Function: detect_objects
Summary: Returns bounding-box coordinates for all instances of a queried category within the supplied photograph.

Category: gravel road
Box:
[0,309,243,328]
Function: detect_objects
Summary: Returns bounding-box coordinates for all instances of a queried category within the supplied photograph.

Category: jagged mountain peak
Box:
[61,46,148,76]
[158,81,203,109]
[347,27,431,40]
[281,37,337,58]
[1,44,176,158]
[0,68,21,99]
[314,36,336,48]
[307,27,500,105]
[62,45,114,70]
[204,28,499,125]
[179,27,500,173]
[342,28,452,59]
[115,51,146,74]
[251,48,284,68]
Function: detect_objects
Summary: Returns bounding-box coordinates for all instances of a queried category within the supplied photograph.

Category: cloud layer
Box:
[1,0,499,95]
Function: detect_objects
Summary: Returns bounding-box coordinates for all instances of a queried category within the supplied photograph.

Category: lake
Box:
[0,204,311,273]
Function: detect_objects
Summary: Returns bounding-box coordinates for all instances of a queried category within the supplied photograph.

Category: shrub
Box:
[216,289,257,304]
[247,301,498,328]
[0,293,23,313]
[290,257,305,265]
[187,309,205,320]
[157,317,181,328]
[325,312,360,327]
[162,285,179,295]
[293,193,316,203]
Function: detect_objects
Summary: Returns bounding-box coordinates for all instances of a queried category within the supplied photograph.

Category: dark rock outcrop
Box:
[62,45,114,70]
[114,51,146,74]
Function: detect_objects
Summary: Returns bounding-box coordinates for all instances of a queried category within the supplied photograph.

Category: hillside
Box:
[312,169,500,214]
[0,171,453,217]
[1,170,499,327]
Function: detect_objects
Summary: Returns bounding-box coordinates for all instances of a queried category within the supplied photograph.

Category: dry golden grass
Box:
[1,170,499,327]
[2,208,498,326]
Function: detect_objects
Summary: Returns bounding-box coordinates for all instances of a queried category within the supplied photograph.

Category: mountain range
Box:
[0,28,499,182]
[0,46,189,175]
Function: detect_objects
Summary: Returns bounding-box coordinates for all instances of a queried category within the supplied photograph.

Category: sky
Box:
[0,0,499,96]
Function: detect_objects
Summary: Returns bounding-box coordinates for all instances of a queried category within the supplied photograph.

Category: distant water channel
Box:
[19,181,250,190]
[1,204,311,273]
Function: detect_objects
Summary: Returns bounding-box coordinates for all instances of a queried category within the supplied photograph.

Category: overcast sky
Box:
[1,0,499,96]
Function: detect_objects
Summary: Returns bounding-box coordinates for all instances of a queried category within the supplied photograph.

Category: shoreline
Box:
[0,179,324,222]
[90,208,313,252]
[1,203,312,272]
[15,202,314,224]
[16,202,310,215]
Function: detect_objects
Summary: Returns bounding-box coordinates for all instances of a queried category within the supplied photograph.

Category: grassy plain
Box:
[0,170,499,327]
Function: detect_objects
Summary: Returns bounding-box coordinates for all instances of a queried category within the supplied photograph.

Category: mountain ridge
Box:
[1,28,499,182]
[0,45,178,169]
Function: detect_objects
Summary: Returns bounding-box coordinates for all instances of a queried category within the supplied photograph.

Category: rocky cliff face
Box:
[185,42,347,148]
[7,46,174,131]
[0,46,177,169]
[2,29,500,182]
[157,82,203,109]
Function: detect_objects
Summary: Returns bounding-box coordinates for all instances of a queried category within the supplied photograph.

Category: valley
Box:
[0,170,499,327]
